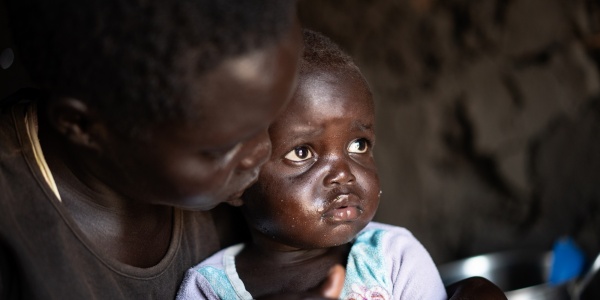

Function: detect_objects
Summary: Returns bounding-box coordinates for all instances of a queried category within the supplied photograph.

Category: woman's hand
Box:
[446,276,507,300]
[315,264,346,299]
[259,264,346,300]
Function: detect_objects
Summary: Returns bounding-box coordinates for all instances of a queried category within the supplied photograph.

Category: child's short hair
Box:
[5,0,296,137]
[300,29,362,76]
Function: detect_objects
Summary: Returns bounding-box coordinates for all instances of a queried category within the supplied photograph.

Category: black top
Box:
[0,90,221,299]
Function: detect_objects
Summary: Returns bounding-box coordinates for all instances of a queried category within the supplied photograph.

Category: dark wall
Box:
[0,2,30,99]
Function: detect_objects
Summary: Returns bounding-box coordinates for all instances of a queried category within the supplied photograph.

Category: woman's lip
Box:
[225,190,245,206]
[231,169,260,197]
[322,194,362,222]
[226,171,259,204]
[230,190,245,200]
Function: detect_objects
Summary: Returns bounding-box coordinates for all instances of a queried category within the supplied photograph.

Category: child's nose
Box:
[237,130,271,171]
[323,157,356,186]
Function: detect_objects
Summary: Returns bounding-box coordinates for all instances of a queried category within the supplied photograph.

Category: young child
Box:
[177,30,448,300]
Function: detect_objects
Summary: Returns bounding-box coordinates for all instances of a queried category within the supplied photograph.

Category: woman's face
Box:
[241,69,380,250]
[96,18,303,210]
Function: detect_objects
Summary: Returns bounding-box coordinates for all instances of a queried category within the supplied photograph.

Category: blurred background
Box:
[1,0,599,292]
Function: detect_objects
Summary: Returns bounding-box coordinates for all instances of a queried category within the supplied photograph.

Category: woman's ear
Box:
[45,97,104,152]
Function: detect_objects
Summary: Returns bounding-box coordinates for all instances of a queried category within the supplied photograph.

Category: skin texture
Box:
[37,18,303,268]
[236,67,379,297]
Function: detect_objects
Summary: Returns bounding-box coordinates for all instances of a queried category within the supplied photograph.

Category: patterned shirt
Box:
[177,222,447,300]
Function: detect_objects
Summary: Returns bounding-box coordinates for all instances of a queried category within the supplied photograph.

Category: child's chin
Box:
[322,222,369,246]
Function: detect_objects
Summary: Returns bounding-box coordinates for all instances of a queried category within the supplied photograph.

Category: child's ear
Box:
[45,97,104,153]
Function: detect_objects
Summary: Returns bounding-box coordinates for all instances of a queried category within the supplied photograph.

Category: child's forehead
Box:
[272,68,375,131]
[295,68,373,108]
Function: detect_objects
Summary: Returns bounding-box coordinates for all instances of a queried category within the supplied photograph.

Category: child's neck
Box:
[235,241,351,298]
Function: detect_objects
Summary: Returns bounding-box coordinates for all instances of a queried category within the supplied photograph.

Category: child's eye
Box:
[348,138,369,154]
[284,146,314,162]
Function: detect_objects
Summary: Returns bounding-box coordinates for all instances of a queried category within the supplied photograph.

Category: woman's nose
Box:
[323,157,356,186]
[238,130,271,171]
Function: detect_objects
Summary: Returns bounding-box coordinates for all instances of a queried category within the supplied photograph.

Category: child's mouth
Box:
[330,206,361,221]
[323,194,362,222]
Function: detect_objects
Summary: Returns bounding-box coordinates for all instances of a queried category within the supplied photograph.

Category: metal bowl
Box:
[438,250,572,300]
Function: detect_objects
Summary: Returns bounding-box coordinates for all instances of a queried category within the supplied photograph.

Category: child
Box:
[177,30,448,300]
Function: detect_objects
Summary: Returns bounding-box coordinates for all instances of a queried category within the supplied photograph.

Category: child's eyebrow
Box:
[282,121,373,141]
[287,125,324,138]
[352,121,374,132]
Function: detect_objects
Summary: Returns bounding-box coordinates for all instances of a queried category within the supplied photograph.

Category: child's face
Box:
[242,68,380,249]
